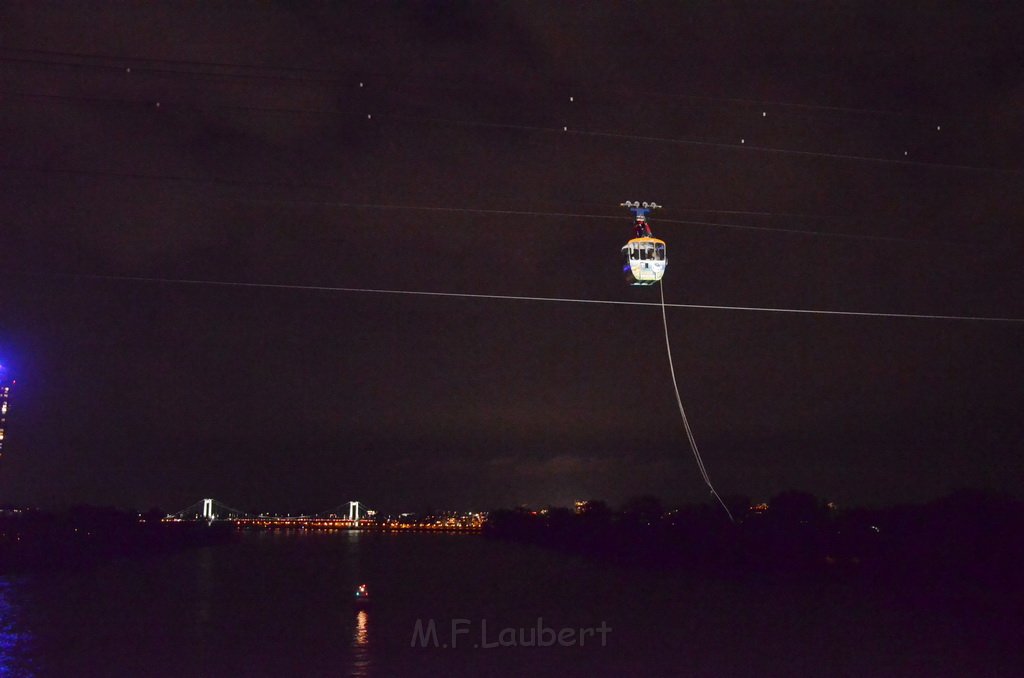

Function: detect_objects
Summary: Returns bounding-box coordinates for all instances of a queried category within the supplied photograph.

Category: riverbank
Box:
[483,490,1024,593]
[0,507,235,574]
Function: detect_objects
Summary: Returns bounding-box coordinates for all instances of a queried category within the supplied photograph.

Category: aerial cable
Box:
[0,54,347,85]
[379,112,1024,175]
[0,163,974,246]
[255,198,961,245]
[2,89,1019,175]
[567,127,1020,176]
[48,273,1024,324]
[0,46,987,124]
[658,280,735,522]
[212,500,253,518]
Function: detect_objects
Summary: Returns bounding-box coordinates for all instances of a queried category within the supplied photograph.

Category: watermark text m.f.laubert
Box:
[411,618,612,648]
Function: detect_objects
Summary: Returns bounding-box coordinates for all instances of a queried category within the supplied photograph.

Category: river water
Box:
[0,530,1016,676]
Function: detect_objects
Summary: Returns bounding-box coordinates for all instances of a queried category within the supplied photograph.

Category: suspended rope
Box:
[0,160,966,244]
[51,273,1024,324]
[0,47,956,120]
[0,46,993,127]
[2,88,1019,175]
[659,280,735,523]
[211,500,255,518]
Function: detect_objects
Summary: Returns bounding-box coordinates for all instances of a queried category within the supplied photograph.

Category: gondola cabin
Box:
[621,237,667,285]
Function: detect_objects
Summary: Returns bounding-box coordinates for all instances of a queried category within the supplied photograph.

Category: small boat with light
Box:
[354,583,371,606]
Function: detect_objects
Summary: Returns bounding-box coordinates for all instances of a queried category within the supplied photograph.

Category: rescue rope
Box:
[659,280,736,523]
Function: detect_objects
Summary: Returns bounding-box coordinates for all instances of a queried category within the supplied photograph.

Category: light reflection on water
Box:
[0,532,1009,676]
[0,579,32,677]
[351,609,370,677]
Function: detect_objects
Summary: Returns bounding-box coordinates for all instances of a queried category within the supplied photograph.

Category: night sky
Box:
[1,3,1022,513]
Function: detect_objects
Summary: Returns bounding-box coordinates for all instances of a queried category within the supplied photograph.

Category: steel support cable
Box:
[0,46,993,124]
[213,501,252,517]
[252,198,957,245]
[0,159,961,244]
[374,112,1024,176]
[659,280,735,523]
[49,273,1024,324]
[2,88,1019,175]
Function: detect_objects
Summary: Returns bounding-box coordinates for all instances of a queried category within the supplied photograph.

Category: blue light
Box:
[0,580,33,676]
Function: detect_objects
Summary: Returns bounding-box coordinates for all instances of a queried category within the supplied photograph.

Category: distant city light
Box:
[0,366,10,457]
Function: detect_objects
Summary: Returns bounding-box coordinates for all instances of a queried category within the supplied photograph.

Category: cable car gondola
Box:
[620,201,666,286]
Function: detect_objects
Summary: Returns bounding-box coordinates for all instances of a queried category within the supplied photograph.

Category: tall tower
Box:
[0,364,11,458]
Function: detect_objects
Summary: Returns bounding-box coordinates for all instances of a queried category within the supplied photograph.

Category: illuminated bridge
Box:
[166,498,485,532]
